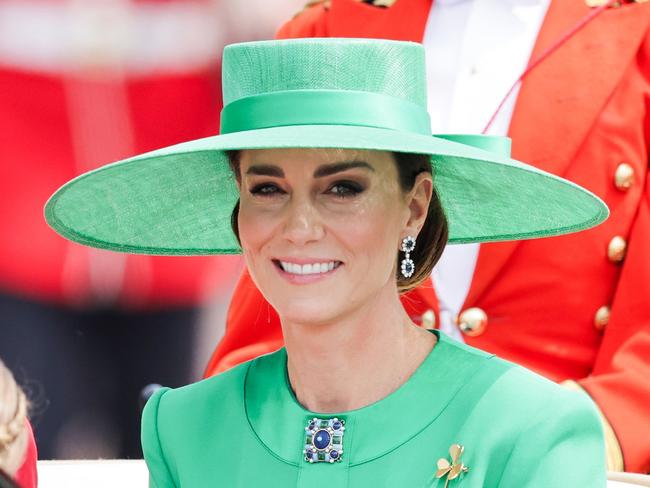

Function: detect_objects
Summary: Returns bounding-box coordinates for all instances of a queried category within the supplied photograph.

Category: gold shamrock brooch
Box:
[436,444,469,487]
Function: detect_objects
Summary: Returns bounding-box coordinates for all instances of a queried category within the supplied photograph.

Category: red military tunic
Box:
[204,0,650,473]
[0,0,227,308]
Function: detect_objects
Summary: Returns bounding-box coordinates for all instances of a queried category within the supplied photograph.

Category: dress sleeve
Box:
[141,387,176,488]
[497,388,606,488]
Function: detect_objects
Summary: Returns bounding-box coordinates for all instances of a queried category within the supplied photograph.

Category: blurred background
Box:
[0,0,304,460]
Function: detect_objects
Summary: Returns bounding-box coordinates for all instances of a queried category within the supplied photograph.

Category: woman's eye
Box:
[328,181,364,198]
[250,183,284,197]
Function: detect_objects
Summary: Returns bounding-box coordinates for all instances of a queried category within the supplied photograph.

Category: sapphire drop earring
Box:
[400,236,416,278]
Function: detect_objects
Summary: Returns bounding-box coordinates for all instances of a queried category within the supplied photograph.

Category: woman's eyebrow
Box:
[314,161,374,178]
[246,164,284,177]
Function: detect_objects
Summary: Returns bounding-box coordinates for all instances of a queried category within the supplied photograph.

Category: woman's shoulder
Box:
[141,350,286,486]
[141,360,249,456]
[142,351,278,446]
[144,348,285,421]
[150,361,247,411]
[437,337,605,485]
[487,362,603,439]
[438,334,601,418]
[476,365,606,485]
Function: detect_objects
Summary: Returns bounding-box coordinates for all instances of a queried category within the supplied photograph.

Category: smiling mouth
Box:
[273,260,343,275]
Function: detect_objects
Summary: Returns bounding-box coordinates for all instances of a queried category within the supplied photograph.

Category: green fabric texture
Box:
[45,38,608,255]
[220,39,427,107]
[141,332,607,487]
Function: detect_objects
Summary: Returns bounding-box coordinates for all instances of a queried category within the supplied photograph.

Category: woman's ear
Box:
[404,172,433,237]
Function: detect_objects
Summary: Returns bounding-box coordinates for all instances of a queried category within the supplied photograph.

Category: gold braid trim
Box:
[561,379,625,472]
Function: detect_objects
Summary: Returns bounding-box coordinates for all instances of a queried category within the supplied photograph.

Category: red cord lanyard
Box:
[482,0,627,134]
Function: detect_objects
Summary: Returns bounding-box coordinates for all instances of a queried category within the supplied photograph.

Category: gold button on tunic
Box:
[458,307,488,337]
[614,163,635,191]
[422,309,436,329]
[607,236,627,263]
[595,306,611,331]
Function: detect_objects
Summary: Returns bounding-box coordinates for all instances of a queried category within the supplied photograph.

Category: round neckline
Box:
[243,330,490,466]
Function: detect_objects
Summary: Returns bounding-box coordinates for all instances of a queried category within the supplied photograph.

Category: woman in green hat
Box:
[46,38,608,487]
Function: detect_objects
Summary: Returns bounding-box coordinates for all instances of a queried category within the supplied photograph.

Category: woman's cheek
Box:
[332,199,399,260]
[347,192,399,233]
[238,207,279,287]
[238,199,279,250]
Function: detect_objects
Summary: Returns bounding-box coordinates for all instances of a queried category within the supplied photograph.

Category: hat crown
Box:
[222,38,427,108]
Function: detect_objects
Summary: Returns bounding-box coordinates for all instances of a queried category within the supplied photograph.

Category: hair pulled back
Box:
[392,152,448,292]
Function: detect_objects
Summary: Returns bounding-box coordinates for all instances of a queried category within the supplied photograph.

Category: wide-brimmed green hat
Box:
[45,38,608,255]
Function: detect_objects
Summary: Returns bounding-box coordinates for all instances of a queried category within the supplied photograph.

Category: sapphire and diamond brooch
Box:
[303,417,345,463]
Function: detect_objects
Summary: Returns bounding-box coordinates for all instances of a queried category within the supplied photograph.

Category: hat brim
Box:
[44,125,608,255]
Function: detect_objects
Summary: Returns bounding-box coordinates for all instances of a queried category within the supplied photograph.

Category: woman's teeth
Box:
[279,261,340,275]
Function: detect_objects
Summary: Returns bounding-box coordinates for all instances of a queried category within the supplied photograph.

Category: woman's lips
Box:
[272,259,343,284]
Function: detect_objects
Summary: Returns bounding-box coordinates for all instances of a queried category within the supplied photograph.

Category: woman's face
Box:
[237,148,427,325]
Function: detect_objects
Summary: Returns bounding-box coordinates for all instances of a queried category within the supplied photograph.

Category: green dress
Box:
[141,332,606,487]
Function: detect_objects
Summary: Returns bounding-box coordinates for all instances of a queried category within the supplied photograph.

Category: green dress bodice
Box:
[141,332,606,487]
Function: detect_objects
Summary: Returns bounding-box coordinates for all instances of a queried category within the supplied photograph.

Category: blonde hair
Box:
[0,360,28,477]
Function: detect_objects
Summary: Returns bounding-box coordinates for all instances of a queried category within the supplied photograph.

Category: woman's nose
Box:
[282,198,325,245]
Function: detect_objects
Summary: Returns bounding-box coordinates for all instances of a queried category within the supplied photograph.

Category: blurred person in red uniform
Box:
[0,360,37,488]
[204,0,650,473]
[0,0,238,459]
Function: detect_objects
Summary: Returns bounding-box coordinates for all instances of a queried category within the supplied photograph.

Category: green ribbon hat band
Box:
[220,89,432,135]
[436,134,512,158]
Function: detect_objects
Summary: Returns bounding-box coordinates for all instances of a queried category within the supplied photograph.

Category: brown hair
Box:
[226,150,448,294]
[392,152,448,292]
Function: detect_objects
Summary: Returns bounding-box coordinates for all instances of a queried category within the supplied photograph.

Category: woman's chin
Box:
[274,299,346,327]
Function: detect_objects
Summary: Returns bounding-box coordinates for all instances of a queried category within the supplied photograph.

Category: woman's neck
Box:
[281,285,437,413]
